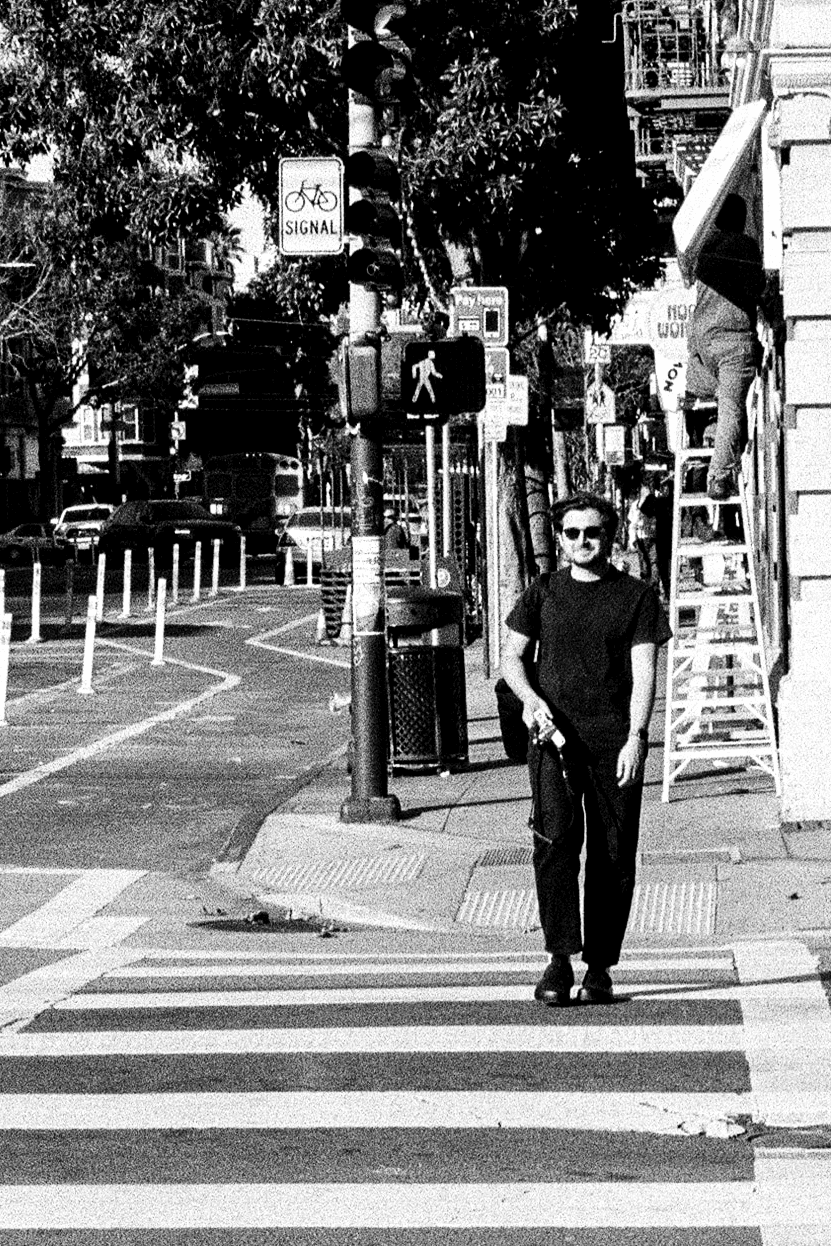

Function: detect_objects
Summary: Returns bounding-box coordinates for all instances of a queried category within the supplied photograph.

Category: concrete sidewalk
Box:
[214,641,831,944]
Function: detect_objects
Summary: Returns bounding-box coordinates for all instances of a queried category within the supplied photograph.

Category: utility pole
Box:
[339,10,406,824]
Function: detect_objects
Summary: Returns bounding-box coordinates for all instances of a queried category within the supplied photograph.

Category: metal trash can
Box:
[386,585,468,772]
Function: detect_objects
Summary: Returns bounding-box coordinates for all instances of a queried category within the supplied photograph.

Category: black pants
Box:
[529,738,643,968]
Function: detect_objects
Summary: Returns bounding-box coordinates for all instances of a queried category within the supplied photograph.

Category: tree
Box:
[0,186,206,515]
[0,0,660,593]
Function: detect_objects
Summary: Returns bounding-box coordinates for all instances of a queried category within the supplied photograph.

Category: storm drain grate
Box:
[455,888,539,929]
[476,846,535,868]
[251,853,427,892]
[627,879,716,938]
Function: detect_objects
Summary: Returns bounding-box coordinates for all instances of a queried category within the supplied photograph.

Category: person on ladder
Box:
[684,192,765,502]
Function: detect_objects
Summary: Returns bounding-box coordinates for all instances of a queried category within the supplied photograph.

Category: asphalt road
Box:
[0,580,350,875]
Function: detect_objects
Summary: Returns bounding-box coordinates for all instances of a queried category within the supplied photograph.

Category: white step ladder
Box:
[661,438,781,802]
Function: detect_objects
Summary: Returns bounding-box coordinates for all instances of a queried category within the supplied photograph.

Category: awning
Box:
[672,98,768,286]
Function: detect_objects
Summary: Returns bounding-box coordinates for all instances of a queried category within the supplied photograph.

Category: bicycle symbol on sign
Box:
[285,181,339,213]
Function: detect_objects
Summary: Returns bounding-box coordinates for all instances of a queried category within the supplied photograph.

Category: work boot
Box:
[533,955,574,1007]
[578,966,614,1005]
[707,472,736,502]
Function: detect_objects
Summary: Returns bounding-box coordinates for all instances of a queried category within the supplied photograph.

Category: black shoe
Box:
[578,967,614,1005]
[534,956,574,1007]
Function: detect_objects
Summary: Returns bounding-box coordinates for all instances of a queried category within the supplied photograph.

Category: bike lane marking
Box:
[246,615,349,669]
[0,643,240,801]
[0,868,147,951]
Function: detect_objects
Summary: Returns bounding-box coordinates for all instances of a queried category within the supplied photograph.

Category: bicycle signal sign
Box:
[279,157,344,256]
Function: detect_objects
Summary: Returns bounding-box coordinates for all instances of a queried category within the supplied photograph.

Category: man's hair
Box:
[552,492,618,539]
[715,192,747,233]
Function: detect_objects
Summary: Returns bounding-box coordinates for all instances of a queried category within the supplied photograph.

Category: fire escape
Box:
[621,1,732,241]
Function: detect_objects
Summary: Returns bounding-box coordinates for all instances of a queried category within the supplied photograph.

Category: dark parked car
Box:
[98,499,241,560]
[0,522,69,564]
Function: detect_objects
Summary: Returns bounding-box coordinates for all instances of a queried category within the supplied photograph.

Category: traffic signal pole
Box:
[340,52,400,824]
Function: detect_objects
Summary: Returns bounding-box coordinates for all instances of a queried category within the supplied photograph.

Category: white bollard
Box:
[171,543,180,605]
[192,541,202,602]
[211,539,220,597]
[152,577,167,666]
[121,548,132,618]
[306,542,314,587]
[26,559,41,645]
[78,595,96,696]
[95,551,106,623]
[0,568,5,621]
[0,611,11,727]
[283,544,295,587]
[147,547,155,611]
[239,535,246,589]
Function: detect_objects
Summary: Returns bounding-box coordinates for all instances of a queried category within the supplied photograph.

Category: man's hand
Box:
[521,695,553,732]
[616,736,647,788]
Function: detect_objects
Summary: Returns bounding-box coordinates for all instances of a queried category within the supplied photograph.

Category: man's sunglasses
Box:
[561,525,604,541]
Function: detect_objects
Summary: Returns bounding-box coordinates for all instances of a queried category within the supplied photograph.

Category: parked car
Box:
[97,499,241,559]
[0,522,69,564]
[276,507,351,565]
[53,503,115,554]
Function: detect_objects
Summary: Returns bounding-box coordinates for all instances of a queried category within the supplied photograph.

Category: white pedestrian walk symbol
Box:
[411,351,443,404]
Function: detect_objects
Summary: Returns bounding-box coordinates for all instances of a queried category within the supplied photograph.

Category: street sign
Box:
[401,337,486,418]
[279,157,344,256]
[584,336,612,365]
[173,471,191,483]
[450,286,509,346]
[169,421,186,441]
[483,409,508,442]
[585,382,616,424]
[505,374,529,426]
[484,347,509,404]
[602,423,627,465]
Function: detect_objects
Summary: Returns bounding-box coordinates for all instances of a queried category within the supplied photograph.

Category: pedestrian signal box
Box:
[401,337,486,418]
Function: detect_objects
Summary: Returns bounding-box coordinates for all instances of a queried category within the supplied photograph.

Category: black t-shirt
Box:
[505,566,672,747]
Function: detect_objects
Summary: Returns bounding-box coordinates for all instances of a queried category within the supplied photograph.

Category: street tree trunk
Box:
[496,427,536,663]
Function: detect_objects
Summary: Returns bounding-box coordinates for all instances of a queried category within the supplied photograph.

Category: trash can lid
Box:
[386,585,463,633]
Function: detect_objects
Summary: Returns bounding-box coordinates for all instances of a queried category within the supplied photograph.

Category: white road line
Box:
[0,870,145,950]
[0,1023,746,1058]
[0,1090,750,1133]
[0,946,146,1033]
[759,1152,831,1245]
[736,939,831,1129]
[0,646,240,799]
[109,945,733,962]
[246,618,350,667]
[0,1180,785,1231]
[54,981,740,1010]
[247,641,350,668]
[106,956,734,980]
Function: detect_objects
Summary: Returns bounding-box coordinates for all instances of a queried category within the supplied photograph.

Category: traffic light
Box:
[341,2,413,101]
[346,150,403,297]
[401,337,487,419]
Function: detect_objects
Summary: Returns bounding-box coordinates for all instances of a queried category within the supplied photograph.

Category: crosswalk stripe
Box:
[0,1023,746,1057]
[0,1178,811,1229]
[126,944,735,960]
[107,956,735,980]
[0,1089,750,1132]
[53,981,742,1010]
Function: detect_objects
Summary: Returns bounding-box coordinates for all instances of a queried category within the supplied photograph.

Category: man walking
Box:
[502,493,671,1006]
